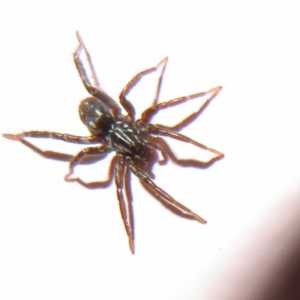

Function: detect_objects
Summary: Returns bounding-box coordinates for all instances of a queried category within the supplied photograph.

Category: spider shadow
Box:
[15,138,198,221]
[15,138,114,189]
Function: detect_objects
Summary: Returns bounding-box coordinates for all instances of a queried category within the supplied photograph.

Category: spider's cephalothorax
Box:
[3,31,224,253]
[109,117,149,157]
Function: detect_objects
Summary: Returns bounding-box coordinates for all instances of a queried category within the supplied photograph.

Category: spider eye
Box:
[79,97,114,134]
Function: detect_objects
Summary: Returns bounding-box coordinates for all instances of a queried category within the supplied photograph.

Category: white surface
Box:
[1,2,300,300]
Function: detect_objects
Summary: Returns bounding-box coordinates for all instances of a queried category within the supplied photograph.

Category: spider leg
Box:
[141,86,222,126]
[64,145,110,182]
[71,155,117,189]
[119,57,168,119]
[127,157,206,224]
[4,133,116,188]
[3,135,73,162]
[75,31,101,90]
[115,155,135,253]
[74,32,121,115]
[151,136,222,168]
[3,131,102,144]
[3,133,117,195]
[151,57,168,106]
[150,139,169,165]
[149,125,224,159]
[124,160,135,251]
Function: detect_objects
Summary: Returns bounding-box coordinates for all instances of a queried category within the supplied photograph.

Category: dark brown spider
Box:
[3,31,224,253]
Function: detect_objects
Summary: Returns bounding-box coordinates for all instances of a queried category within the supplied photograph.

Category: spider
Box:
[3,31,224,253]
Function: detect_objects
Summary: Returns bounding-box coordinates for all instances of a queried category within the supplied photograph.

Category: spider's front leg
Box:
[151,136,223,168]
[119,57,168,119]
[126,157,207,224]
[64,145,110,182]
[150,125,224,160]
[115,155,135,253]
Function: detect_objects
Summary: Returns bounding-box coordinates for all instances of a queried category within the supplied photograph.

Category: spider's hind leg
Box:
[3,131,101,144]
[3,132,116,189]
[141,86,222,128]
[74,32,121,114]
[75,31,101,90]
[3,134,73,162]
[119,57,168,119]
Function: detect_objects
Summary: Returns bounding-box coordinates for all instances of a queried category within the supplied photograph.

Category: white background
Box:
[1,2,300,300]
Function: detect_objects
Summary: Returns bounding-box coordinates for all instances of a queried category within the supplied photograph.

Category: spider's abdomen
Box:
[109,118,147,157]
[79,97,114,135]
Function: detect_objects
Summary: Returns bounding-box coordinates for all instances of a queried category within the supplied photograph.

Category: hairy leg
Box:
[3,131,101,144]
[151,136,222,168]
[127,157,207,224]
[115,155,135,253]
[64,145,109,181]
[119,57,168,119]
[141,86,222,127]
[74,32,120,114]
[149,124,224,158]
[70,155,117,189]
